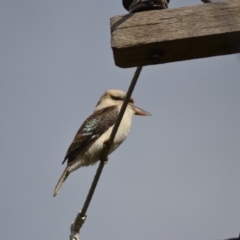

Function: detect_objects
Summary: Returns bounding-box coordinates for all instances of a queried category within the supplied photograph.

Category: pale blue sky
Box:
[1,1,240,239]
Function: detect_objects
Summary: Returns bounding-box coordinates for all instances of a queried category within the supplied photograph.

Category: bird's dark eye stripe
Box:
[110,95,124,101]
[110,95,134,104]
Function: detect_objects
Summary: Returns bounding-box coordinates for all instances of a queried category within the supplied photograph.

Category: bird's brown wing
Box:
[62,105,118,164]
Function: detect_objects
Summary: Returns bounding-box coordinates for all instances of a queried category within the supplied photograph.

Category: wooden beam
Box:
[110,0,240,68]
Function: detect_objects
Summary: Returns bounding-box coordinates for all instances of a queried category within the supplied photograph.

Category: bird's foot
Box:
[101,157,108,164]
[103,139,111,148]
[100,139,110,164]
[100,156,108,164]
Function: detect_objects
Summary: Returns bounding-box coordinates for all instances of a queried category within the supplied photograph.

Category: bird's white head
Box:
[94,89,151,116]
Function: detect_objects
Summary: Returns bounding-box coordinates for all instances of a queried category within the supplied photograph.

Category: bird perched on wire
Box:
[53,89,151,197]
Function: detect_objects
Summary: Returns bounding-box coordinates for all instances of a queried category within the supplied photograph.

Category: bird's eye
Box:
[110,95,135,104]
[110,95,124,101]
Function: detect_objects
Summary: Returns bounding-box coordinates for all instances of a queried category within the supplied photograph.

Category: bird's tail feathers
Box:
[53,166,70,197]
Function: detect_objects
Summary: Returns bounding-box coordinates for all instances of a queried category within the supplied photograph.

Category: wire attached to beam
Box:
[69,66,143,240]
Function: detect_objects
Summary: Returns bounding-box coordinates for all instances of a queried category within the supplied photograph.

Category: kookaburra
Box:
[53,89,151,197]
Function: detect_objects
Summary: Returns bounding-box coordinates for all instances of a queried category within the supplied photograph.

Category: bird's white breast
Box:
[87,106,134,163]
[68,106,134,172]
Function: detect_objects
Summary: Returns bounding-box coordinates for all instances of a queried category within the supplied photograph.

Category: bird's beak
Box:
[133,105,151,116]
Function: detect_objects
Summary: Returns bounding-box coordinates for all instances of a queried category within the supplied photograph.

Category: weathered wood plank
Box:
[110,0,240,68]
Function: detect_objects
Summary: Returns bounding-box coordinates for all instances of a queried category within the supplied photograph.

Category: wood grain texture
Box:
[110,0,240,68]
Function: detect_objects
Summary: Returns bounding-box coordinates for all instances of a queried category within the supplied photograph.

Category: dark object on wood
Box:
[123,0,170,13]
[111,0,240,68]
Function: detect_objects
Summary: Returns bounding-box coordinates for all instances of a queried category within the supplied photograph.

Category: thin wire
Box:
[81,66,142,216]
[77,66,143,226]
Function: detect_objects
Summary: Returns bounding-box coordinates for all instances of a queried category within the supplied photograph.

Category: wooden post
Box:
[110,0,240,68]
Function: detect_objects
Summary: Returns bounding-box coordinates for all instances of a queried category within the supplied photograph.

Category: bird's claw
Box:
[103,139,110,148]
[100,139,110,164]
